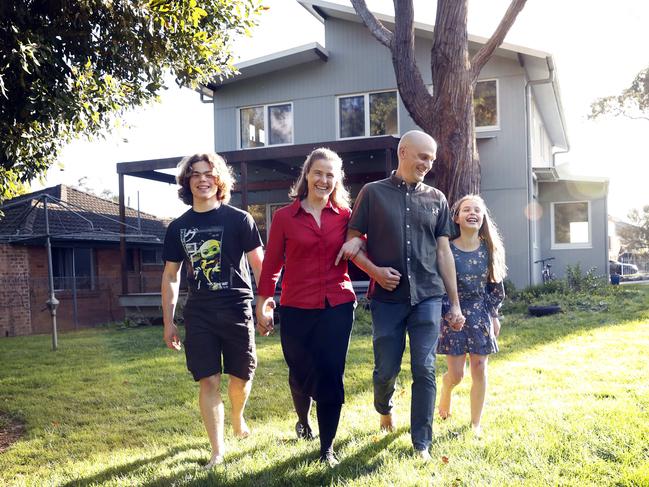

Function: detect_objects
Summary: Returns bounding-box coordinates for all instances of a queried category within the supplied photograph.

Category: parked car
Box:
[609,260,639,276]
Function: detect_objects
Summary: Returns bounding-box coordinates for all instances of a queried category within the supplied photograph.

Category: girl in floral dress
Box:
[437,194,507,436]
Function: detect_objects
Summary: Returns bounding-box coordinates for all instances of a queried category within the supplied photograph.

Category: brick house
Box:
[0,185,168,337]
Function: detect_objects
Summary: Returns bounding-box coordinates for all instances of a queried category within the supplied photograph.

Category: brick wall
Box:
[1,244,165,337]
[0,244,32,336]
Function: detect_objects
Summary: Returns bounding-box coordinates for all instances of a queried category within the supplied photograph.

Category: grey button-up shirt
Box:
[349,172,451,305]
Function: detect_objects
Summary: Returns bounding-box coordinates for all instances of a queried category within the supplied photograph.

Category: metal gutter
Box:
[523,55,555,286]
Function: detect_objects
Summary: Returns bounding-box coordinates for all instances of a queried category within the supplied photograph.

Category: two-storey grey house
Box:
[118,0,609,289]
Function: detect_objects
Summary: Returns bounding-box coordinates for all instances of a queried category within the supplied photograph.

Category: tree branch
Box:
[349,0,393,49]
[389,0,433,130]
[624,114,649,122]
[470,0,527,80]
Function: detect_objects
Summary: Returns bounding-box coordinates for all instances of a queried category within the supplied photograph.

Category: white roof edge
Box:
[548,164,610,184]
[236,42,328,69]
[297,0,551,59]
[553,176,610,185]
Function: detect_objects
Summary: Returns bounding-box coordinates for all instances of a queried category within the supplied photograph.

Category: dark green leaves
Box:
[0,0,264,202]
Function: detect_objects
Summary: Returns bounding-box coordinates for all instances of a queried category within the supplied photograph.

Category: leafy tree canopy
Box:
[618,205,649,255]
[590,66,649,122]
[0,0,264,201]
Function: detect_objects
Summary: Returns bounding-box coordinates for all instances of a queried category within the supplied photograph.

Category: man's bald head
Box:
[395,130,437,185]
[397,130,437,155]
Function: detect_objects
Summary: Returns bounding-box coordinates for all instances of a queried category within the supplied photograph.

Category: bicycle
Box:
[534,257,556,284]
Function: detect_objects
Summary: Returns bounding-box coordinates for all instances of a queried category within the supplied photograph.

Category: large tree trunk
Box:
[351,0,527,206]
[428,0,479,205]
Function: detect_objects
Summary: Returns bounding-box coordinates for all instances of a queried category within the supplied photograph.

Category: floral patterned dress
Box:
[437,240,505,356]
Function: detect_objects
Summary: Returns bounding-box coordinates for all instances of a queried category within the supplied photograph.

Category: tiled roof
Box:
[0,185,168,245]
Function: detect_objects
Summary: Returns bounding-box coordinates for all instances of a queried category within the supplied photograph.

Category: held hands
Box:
[334,237,365,265]
[255,297,276,336]
[163,322,182,351]
[445,304,466,331]
[373,267,401,291]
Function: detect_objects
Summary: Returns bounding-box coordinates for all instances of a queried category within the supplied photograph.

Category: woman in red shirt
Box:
[256,147,359,466]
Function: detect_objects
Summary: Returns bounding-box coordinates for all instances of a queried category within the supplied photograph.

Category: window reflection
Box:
[339,95,365,138]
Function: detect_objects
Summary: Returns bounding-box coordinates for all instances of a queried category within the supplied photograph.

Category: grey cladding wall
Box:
[537,180,608,278]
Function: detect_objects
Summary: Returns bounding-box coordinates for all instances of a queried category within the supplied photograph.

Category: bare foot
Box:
[414,448,431,461]
[203,453,224,469]
[438,407,451,420]
[379,413,395,432]
[438,391,452,420]
[232,416,250,439]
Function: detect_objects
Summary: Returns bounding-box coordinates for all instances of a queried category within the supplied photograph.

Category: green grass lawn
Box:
[1,286,648,486]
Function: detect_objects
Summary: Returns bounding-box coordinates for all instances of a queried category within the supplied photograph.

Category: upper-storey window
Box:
[239,102,293,149]
[551,201,592,249]
[474,79,499,131]
[337,90,398,139]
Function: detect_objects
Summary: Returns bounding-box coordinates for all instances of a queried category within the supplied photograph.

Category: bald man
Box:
[343,130,464,460]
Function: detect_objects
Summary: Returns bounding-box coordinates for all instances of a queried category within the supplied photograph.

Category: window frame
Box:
[237,101,294,150]
[141,248,163,266]
[474,78,500,132]
[264,202,290,242]
[335,89,400,140]
[52,247,96,291]
[551,200,592,250]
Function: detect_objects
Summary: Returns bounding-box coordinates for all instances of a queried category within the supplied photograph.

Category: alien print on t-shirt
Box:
[181,226,229,291]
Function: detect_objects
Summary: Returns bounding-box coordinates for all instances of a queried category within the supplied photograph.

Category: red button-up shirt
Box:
[257,199,356,309]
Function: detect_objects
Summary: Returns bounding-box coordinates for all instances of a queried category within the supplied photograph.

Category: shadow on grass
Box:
[139,430,404,487]
[59,443,203,487]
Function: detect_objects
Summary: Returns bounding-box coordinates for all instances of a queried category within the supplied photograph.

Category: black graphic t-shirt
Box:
[162,205,263,307]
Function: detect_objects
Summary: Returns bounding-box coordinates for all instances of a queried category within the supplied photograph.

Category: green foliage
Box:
[515,279,567,303]
[502,278,518,299]
[353,298,372,335]
[590,66,649,121]
[0,0,265,202]
[0,169,30,200]
[504,263,638,315]
[564,263,607,293]
[618,206,649,255]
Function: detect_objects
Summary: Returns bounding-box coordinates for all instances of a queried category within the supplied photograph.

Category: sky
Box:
[38,0,649,220]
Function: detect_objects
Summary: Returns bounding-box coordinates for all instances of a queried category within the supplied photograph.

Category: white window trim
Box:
[551,200,593,250]
[237,101,294,150]
[335,89,400,140]
[475,78,500,132]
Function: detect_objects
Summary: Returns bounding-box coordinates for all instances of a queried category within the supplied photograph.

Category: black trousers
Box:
[279,301,354,406]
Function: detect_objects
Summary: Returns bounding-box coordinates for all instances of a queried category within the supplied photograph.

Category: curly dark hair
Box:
[176,153,235,206]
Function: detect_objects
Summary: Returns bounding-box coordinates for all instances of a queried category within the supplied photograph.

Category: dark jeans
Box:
[370,297,442,451]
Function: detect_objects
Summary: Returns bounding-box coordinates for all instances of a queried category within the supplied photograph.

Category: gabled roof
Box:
[298,0,551,58]
[210,42,328,88]
[0,185,168,245]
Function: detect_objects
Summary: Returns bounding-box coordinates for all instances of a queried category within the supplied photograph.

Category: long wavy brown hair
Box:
[176,153,234,206]
[289,147,350,209]
[451,194,507,283]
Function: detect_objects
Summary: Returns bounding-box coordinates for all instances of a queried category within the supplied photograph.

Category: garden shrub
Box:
[502,262,643,314]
